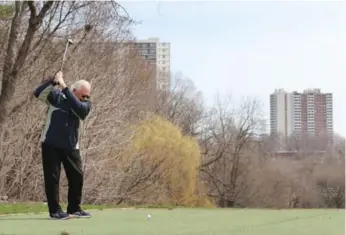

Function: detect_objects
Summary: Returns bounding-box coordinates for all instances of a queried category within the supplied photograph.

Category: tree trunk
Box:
[0,74,17,125]
[0,1,25,130]
[0,1,54,129]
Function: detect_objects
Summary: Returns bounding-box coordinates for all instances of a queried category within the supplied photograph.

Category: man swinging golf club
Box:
[33,71,92,220]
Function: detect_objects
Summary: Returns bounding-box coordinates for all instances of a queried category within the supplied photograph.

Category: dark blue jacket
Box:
[33,77,91,150]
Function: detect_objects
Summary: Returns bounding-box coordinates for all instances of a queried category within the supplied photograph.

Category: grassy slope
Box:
[0,205,344,235]
[0,202,176,214]
[0,202,112,215]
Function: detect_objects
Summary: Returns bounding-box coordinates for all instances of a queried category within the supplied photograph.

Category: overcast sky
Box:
[119,0,346,136]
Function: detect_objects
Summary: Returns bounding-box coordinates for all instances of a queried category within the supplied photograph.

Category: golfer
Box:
[33,71,92,219]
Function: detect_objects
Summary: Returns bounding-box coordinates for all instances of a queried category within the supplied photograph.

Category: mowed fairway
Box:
[0,208,344,235]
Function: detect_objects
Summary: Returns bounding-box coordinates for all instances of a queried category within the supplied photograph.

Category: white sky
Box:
[119,0,346,136]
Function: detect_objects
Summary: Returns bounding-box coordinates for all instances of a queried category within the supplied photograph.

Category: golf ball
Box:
[147,214,152,219]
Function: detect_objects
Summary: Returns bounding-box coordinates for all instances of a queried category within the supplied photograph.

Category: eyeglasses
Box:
[82,95,90,99]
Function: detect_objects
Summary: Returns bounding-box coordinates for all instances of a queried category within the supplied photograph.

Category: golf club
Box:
[61,39,74,71]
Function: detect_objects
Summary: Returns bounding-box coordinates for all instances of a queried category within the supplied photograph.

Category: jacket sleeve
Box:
[33,77,60,105]
[61,87,91,120]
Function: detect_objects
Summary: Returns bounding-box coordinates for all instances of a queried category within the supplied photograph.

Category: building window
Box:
[147,55,156,60]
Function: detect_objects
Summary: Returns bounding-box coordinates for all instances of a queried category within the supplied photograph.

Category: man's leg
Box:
[62,149,90,217]
[41,143,67,218]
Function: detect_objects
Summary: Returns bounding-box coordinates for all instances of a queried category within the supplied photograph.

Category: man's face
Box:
[73,87,90,102]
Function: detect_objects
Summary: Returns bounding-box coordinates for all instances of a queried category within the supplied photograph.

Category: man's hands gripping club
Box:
[54,71,67,89]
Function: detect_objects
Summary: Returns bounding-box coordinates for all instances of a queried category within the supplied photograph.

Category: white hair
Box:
[71,79,91,92]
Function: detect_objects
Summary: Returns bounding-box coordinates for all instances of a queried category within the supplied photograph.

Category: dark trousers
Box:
[41,142,84,214]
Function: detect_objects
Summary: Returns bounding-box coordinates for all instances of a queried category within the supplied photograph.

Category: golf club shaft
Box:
[61,42,70,71]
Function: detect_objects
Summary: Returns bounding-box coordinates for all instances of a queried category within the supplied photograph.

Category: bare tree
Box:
[199,94,265,207]
[0,1,54,127]
[155,72,204,136]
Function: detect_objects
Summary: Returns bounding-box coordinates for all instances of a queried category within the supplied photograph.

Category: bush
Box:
[129,115,211,206]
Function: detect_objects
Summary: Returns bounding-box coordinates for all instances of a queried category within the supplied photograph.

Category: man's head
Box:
[71,80,91,102]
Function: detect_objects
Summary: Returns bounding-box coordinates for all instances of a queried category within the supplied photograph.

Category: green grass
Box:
[0,205,344,235]
[0,202,112,215]
[0,202,177,215]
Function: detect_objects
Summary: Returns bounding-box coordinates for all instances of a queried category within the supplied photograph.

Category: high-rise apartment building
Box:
[270,89,333,150]
[133,37,171,91]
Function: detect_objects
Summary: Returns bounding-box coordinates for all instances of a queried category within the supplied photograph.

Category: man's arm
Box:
[61,87,91,120]
[33,77,60,105]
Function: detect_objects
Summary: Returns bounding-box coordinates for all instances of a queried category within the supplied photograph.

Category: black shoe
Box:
[49,211,70,220]
[68,209,91,218]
